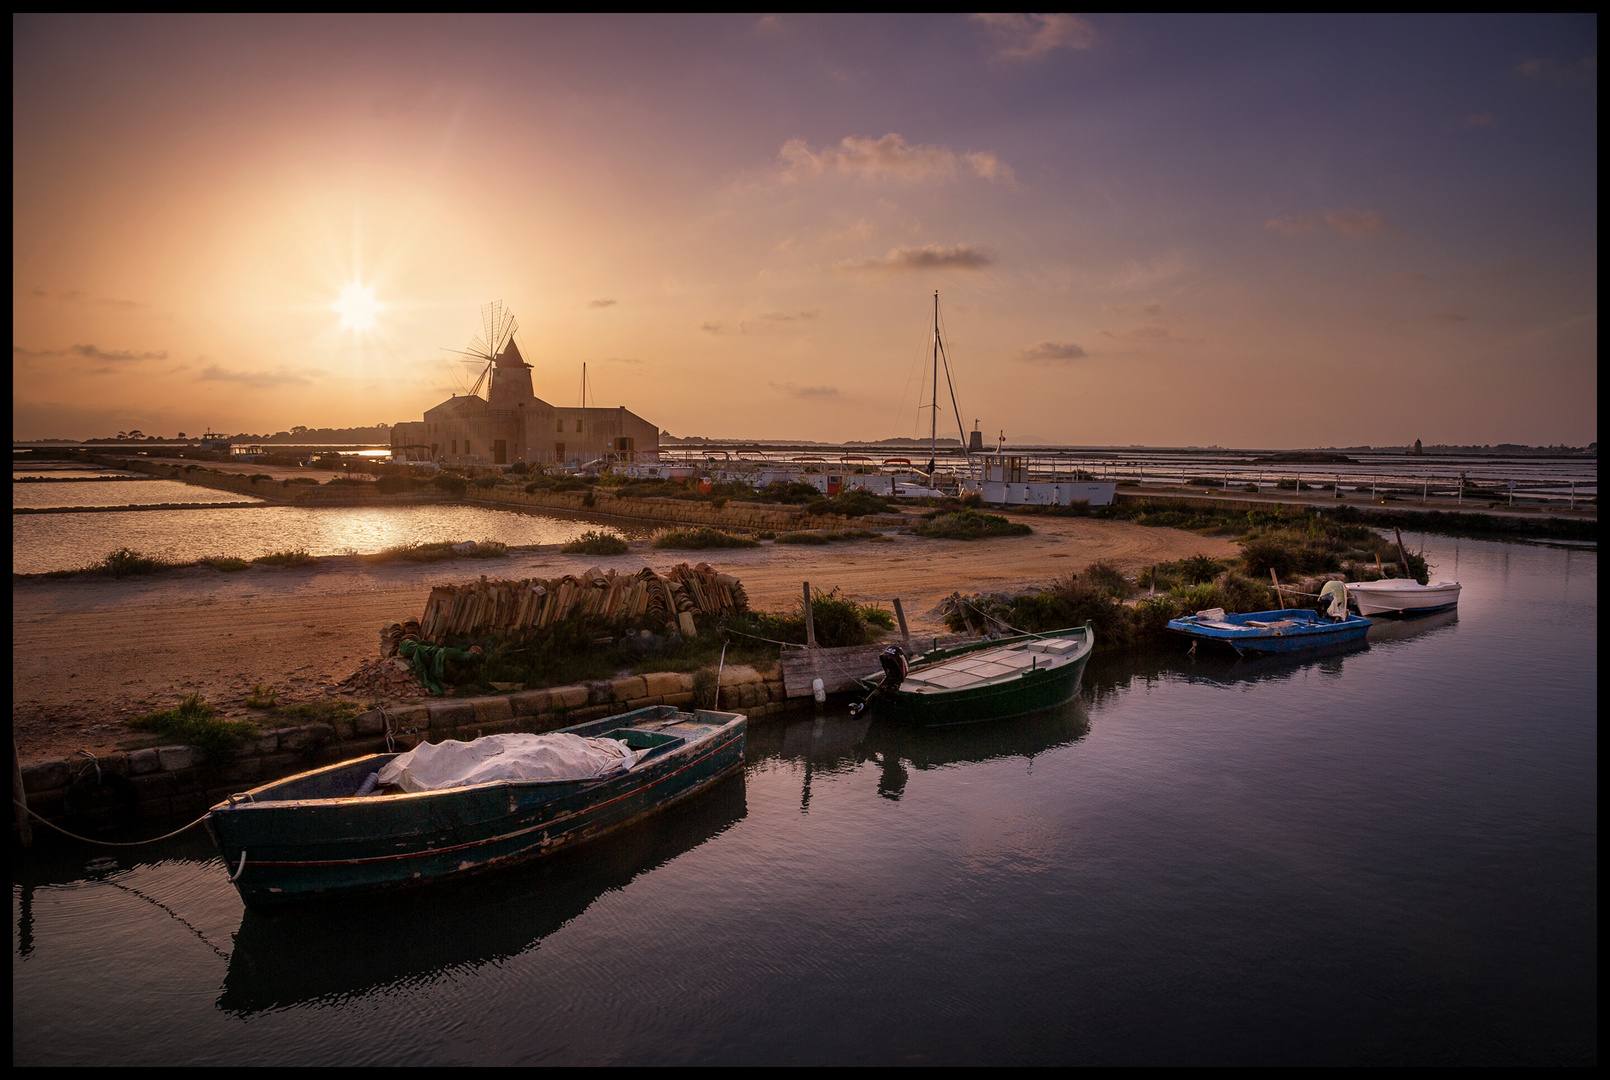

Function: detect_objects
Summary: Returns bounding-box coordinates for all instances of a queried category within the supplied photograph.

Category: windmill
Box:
[443,302,519,399]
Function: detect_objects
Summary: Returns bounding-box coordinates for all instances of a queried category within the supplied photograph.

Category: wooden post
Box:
[1393,527,1413,579]
[802,581,816,648]
[12,731,32,848]
[893,598,911,643]
[1270,568,1283,610]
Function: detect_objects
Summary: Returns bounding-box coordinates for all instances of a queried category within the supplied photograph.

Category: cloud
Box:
[588,299,617,308]
[1105,253,1185,291]
[777,133,1013,184]
[755,309,820,323]
[600,356,642,365]
[1516,55,1596,87]
[835,244,994,273]
[770,381,840,399]
[13,343,166,362]
[972,14,1096,61]
[27,288,150,309]
[1265,214,1318,235]
[1266,210,1390,237]
[196,364,315,387]
[1018,342,1087,363]
[700,322,726,334]
[1324,210,1390,236]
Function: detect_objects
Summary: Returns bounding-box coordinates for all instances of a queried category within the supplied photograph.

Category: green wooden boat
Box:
[854,622,1094,726]
[205,706,745,907]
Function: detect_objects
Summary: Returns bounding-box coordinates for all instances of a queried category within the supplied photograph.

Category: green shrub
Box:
[652,527,760,550]
[244,683,278,708]
[93,548,175,577]
[910,511,1032,540]
[473,475,498,489]
[776,531,830,545]
[805,489,893,518]
[253,548,317,568]
[209,556,250,572]
[1080,561,1132,598]
[376,474,414,495]
[432,473,468,496]
[561,530,630,555]
[127,694,257,764]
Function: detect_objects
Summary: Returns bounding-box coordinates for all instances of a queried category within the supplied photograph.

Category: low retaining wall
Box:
[18,669,790,831]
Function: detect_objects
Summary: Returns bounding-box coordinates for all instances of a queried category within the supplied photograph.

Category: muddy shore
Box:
[13,514,1237,762]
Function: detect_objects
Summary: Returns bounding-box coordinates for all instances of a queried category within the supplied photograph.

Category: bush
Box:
[910,511,1032,540]
[376,474,414,495]
[253,549,317,568]
[652,528,760,550]
[244,683,278,708]
[561,530,630,556]
[760,480,827,505]
[473,475,499,489]
[127,694,257,764]
[805,489,893,518]
[209,556,250,572]
[432,473,468,497]
[1080,561,1132,598]
[94,548,175,578]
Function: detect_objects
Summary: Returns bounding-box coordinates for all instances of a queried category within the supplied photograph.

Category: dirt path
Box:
[13,515,1236,761]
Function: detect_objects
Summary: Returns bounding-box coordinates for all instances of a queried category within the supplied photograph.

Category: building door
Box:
[494,439,507,464]
[555,442,565,462]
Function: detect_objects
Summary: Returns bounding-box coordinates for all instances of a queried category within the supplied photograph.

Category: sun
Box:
[332,282,383,330]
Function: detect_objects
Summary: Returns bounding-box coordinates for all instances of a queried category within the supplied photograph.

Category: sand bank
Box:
[13,514,1236,761]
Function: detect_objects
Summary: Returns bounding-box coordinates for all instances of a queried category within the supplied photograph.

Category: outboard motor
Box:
[878,646,909,693]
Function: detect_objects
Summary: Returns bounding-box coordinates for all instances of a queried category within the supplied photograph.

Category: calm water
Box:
[13,480,267,510]
[12,535,1596,1064]
[10,505,657,574]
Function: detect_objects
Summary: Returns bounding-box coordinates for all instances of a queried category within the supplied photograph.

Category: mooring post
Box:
[1394,527,1413,579]
[893,598,911,643]
[803,581,816,648]
[12,731,32,848]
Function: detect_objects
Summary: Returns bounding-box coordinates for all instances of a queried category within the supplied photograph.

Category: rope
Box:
[12,800,210,846]
[719,626,809,649]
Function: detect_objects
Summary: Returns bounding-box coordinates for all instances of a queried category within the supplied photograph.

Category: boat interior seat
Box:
[1026,639,1078,655]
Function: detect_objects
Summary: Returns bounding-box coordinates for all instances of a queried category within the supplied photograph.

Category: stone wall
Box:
[17,669,790,831]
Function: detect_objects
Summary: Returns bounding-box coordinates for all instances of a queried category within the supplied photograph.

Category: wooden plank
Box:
[781,644,890,698]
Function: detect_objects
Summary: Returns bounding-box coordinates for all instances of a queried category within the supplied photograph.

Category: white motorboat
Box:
[1345,578,1461,616]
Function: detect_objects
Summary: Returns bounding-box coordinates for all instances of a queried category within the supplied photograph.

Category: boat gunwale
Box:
[212,708,745,812]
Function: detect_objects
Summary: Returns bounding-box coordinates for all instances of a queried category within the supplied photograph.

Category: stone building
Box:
[391,336,659,467]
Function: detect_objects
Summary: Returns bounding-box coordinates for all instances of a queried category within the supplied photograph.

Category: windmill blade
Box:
[468,359,493,398]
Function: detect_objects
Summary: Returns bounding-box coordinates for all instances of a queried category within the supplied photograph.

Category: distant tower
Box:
[1413,439,1423,456]
[968,418,984,454]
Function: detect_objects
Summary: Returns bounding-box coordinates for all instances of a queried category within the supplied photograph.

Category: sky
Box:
[12,14,1598,447]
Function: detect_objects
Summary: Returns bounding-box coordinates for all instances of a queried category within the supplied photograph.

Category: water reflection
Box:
[216,774,746,1013]
[212,779,747,1017]
[751,702,1093,805]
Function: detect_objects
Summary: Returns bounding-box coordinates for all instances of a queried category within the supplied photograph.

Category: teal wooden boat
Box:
[204,706,745,907]
[854,623,1094,726]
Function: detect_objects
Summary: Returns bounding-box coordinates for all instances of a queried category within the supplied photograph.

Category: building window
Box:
[557,418,564,433]
[451,439,457,453]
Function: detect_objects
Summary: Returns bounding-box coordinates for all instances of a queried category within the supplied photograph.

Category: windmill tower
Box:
[446,302,533,408]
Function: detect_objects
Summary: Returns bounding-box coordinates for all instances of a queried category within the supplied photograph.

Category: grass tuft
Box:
[561,530,630,556]
[126,693,258,763]
[651,527,760,550]
[253,548,317,568]
[909,511,1032,540]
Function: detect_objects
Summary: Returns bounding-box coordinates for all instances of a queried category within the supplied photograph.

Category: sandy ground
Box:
[12,514,1236,761]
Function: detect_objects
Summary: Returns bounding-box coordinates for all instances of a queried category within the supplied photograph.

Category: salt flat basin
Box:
[1346,578,1461,616]
[204,706,746,907]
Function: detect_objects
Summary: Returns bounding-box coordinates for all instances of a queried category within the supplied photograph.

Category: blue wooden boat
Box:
[1166,608,1371,657]
[204,706,745,907]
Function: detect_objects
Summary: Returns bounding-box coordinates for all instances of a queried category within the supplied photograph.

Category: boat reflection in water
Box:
[1363,606,1459,645]
[217,774,746,1014]
[751,699,1092,805]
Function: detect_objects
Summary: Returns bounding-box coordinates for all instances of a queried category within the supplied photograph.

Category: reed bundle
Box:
[418,563,748,642]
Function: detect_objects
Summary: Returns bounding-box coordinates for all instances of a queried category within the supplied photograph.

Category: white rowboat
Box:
[1345,579,1461,616]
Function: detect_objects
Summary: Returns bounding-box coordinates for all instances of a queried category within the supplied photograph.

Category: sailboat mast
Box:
[930,291,939,476]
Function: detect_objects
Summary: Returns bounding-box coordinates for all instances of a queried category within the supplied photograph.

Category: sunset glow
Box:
[11,15,1597,446]
[332,283,383,331]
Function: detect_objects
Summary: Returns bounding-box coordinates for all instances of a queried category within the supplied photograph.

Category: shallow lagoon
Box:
[12,535,1596,1064]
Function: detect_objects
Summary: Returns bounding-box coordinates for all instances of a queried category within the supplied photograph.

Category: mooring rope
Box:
[12,800,210,846]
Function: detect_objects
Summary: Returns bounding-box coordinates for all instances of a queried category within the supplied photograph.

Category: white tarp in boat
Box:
[376,732,645,793]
